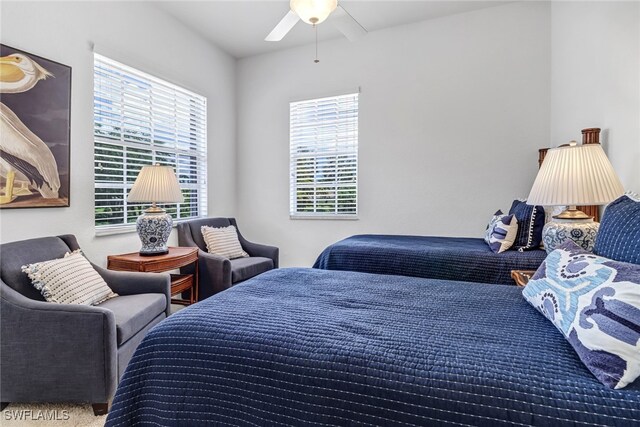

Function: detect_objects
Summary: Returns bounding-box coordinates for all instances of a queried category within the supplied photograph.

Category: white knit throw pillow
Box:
[22,250,118,305]
[201,225,249,259]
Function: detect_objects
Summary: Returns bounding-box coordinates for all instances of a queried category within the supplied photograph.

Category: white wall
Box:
[236,2,551,267]
[550,1,640,192]
[0,1,237,265]
[5,1,634,271]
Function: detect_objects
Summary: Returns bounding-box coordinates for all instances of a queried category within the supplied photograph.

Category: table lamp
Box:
[527,142,624,253]
[127,164,184,256]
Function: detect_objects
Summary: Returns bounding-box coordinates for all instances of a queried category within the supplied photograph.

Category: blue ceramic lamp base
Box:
[542,217,599,254]
[136,207,173,256]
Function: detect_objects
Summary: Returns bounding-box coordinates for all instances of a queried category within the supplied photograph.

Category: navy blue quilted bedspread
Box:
[106,268,639,426]
[313,235,548,285]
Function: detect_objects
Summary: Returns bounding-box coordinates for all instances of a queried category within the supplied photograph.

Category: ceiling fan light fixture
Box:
[290,0,337,25]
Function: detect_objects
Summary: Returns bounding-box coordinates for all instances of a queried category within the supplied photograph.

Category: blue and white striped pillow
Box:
[22,250,118,305]
[201,225,249,259]
[484,211,518,253]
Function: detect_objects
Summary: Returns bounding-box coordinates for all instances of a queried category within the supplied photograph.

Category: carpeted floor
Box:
[1,403,106,427]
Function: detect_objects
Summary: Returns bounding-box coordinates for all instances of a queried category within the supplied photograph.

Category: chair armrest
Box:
[178,223,232,299]
[230,220,279,268]
[197,249,230,269]
[241,241,279,267]
[0,281,118,402]
[93,266,172,317]
[190,249,232,300]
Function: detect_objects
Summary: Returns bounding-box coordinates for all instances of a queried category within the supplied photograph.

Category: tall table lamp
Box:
[527,142,624,253]
[127,164,184,256]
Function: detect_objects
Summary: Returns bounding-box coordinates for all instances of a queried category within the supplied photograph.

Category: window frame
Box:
[289,92,359,220]
[93,54,208,236]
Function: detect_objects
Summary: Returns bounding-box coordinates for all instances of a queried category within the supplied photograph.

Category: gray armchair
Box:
[178,218,278,300]
[0,235,171,415]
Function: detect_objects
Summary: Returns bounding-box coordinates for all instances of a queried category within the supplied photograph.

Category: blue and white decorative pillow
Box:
[484,210,518,253]
[22,250,118,305]
[594,194,640,265]
[522,241,640,389]
[509,199,545,251]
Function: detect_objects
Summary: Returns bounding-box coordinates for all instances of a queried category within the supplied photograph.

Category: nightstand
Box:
[108,247,199,305]
[511,270,536,288]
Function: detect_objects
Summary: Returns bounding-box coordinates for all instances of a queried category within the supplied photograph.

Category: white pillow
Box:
[201,225,249,259]
[22,250,118,305]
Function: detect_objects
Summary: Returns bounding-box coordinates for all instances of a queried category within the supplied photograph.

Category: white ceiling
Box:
[157,1,508,58]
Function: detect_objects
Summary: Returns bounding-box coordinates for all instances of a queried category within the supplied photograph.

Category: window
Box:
[93,54,207,233]
[289,92,358,218]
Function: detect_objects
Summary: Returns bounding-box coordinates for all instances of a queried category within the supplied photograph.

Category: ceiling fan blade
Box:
[265,10,300,42]
[331,5,367,42]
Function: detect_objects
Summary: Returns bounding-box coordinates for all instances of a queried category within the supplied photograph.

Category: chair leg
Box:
[92,402,109,416]
[1,402,9,411]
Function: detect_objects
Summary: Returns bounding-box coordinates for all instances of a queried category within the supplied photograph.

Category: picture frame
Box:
[0,44,71,209]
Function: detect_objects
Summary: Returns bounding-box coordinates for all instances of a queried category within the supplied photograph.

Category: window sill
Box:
[95,218,199,237]
[290,215,359,221]
[95,224,138,237]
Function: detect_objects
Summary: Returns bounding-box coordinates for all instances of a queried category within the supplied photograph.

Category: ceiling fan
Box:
[265,0,367,45]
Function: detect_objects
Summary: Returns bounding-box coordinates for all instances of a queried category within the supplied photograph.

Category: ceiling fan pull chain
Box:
[314,24,319,63]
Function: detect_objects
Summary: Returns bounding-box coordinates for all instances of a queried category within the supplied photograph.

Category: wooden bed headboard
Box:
[537,128,601,221]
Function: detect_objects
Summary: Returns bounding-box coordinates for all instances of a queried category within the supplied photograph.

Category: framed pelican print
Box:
[0,44,71,208]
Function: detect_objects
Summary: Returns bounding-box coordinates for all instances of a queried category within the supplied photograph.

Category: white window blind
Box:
[290,93,359,218]
[93,54,207,233]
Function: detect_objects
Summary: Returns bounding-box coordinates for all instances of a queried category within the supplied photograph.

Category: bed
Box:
[313,132,605,286]
[313,235,548,285]
[106,268,640,426]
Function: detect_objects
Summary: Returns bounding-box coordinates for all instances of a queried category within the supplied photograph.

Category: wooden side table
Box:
[511,270,537,288]
[108,247,199,305]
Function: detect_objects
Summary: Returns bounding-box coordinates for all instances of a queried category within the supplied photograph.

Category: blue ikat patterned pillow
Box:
[594,195,640,265]
[523,240,640,389]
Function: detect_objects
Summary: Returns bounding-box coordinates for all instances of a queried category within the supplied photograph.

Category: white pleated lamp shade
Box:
[527,144,624,206]
[290,0,337,24]
[127,165,184,203]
